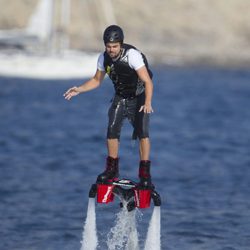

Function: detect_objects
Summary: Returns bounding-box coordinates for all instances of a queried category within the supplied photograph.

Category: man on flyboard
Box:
[64,25,154,189]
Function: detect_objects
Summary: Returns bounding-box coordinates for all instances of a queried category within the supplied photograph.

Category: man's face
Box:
[105,42,121,59]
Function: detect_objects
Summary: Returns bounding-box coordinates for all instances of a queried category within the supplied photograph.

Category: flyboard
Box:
[89,178,161,210]
[81,177,161,250]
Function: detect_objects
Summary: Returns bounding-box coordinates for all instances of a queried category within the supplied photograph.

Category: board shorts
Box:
[107,93,150,140]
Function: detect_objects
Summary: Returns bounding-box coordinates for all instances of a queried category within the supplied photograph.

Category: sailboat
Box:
[0,0,103,79]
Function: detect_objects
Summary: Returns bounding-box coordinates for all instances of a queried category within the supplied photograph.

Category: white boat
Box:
[0,50,98,79]
[0,0,101,79]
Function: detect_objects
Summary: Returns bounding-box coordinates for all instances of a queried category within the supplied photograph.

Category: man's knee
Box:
[107,127,121,140]
[133,126,149,140]
[138,134,150,140]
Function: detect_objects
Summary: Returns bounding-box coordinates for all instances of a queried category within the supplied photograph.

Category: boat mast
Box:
[60,0,71,52]
[27,0,55,52]
[100,0,116,25]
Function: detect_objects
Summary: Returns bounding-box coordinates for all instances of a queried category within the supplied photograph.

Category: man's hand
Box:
[139,103,154,113]
[63,86,80,100]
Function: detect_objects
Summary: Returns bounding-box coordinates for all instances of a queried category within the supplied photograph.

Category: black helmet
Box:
[103,25,124,44]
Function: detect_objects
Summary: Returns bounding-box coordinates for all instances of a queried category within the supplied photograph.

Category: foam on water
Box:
[144,206,161,250]
[80,198,161,250]
[107,201,140,250]
[81,198,98,250]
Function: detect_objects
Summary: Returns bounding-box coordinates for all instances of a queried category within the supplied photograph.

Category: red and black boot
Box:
[96,156,119,183]
[138,160,153,188]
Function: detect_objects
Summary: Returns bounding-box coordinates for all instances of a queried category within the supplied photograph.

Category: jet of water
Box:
[107,200,140,250]
[144,206,161,250]
[80,198,98,250]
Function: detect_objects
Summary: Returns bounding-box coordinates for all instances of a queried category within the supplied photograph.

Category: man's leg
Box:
[107,138,119,158]
[97,97,123,183]
[139,137,150,161]
[129,94,152,187]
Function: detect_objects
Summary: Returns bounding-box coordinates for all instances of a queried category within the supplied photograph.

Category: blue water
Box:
[1,67,250,250]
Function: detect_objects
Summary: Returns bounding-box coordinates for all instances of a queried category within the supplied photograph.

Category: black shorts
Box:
[107,93,150,140]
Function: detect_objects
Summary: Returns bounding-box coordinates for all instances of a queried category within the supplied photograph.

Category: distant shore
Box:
[1,0,250,68]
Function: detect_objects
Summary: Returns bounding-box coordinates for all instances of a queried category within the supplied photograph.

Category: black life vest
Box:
[103,43,153,98]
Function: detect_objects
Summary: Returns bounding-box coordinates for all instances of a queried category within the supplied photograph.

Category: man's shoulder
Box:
[97,53,106,71]
[97,52,104,62]
[123,43,137,50]
[122,44,142,56]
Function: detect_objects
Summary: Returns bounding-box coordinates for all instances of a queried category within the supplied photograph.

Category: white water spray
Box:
[80,198,98,250]
[144,206,161,250]
[80,196,161,250]
[107,201,140,250]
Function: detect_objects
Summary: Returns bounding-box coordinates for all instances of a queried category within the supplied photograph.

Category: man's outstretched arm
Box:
[64,69,106,100]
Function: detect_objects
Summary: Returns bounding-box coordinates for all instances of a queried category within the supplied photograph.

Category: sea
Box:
[1,66,250,250]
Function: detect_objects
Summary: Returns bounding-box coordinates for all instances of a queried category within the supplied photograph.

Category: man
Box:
[64,25,154,188]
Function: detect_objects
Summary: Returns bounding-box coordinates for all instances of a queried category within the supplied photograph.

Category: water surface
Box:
[1,67,250,249]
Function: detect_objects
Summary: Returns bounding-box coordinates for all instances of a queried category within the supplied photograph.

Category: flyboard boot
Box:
[138,160,152,188]
[94,156,119,204]
[137,160,161,207]
[96,156,119,183]
[132,160,153,209]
